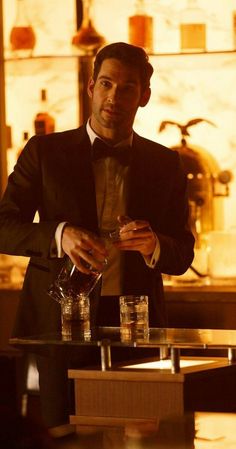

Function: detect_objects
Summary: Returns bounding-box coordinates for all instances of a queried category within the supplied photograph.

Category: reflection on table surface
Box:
[47,412,236,448]
[1,410,235,449]
[9,327,236,349]
[194,412,236,448]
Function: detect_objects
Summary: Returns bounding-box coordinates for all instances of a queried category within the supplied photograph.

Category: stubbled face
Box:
[87,58,150,141]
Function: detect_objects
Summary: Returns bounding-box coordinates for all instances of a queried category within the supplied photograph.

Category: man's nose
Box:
[107,87,118,104]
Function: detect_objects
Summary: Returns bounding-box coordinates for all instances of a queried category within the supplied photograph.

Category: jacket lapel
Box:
[127,133,150,220]
[127,133,167,222]
[61,126,99,233]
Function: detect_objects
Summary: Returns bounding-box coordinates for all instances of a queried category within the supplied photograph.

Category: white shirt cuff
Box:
[50,222,68,258]
[143,234,160,268]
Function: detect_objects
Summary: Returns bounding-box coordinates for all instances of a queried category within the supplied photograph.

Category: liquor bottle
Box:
[6,125,14,175]
[180,0,206,52]
[72,0,105,55]
[128,0,153,53]
[9,0,36,57]
[34,89,55,136]
[233,11,236,50]
[17,131,29,158]
[6,125,12,150]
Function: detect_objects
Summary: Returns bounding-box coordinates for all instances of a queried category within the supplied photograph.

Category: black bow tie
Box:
[92,138,131,166]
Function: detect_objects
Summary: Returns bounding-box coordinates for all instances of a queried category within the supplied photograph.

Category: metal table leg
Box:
[228,347,236,363]
[100,339,111,371]
[160,346,169,360]
[170,347,180,373]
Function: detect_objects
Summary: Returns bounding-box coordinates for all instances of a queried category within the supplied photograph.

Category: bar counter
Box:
[165,283,236,329]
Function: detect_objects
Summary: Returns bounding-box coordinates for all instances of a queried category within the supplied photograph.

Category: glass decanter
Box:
[47,215,133,303]
[48,255,107,339]
[9,0,36,57]
[233,11,236,50]
[71,0,105,55]
[48,256,107,304]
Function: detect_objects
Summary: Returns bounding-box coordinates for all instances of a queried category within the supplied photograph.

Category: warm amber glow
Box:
[195,412,236,447]
[2,0,236,282]
[123,358,215,370]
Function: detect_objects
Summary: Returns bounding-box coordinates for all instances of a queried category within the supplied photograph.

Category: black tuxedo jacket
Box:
[0,125,194,336]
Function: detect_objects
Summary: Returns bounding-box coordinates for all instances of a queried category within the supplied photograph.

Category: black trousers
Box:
[36,346,101,428]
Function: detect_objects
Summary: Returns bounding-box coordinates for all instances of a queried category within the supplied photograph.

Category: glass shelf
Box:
[4,54,80,76]
[4,48,236,62]
[151,49,236,57]
[4,49,236,76]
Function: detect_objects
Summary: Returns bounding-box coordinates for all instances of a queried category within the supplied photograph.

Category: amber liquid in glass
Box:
[61,295,90,339]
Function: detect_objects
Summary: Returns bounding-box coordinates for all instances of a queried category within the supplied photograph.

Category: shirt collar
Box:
[86,119,133,148]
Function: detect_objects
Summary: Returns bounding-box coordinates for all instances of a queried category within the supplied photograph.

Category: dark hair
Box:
[93,42,154,92]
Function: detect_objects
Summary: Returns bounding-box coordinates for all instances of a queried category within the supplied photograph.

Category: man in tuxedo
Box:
[0,42,194,433]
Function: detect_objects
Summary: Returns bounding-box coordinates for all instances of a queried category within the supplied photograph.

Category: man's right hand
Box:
[61,225,108,274]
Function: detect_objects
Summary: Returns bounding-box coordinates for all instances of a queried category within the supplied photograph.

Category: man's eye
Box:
[100,81,111,88]
[123,85,135,92]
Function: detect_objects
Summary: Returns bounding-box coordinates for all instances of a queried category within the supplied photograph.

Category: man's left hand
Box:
[113,219,157,257]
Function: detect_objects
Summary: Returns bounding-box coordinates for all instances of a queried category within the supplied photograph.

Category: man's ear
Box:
[87,77,95,98]
[139,87,151,107]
